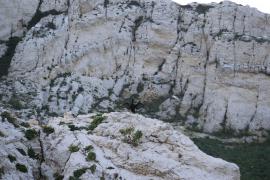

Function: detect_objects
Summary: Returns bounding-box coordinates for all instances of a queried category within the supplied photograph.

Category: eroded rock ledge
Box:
[0,112,240,180]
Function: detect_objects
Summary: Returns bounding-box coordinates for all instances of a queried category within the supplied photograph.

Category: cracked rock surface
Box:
[0,111,240,180]
[0,0,270,135]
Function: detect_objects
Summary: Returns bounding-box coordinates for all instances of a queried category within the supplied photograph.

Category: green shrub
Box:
[90,164,96,173]
[25,129,38,140]
[73,167,88,178]
[1,111,19,127]
[8,96,23,110]
[68,124,80,131]
[132,130,143,146]
[69,144,80,153]
[42,126,55,135]
[119,127,143,146]
[84,145,93,152]
[8,154,16,162]
[28,147,38,159]
[88,114,106,131]
[86,152,96,161]
[53,173,64,180]
[20,122,30,128]
[16,163,28,173]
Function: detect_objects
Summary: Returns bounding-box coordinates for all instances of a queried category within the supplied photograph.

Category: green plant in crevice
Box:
[73,167,88,178]
[42,126,55,135]
[8,154,16,162]
[84,145,94,152]
[1,111,19,128]
[68,144,80,153]
[89,164,96,173]
[20,122,30,128]
[86,152,96,161]
[28,147,38,159]
[53,172,64,180]
[16,163,28,173]
[8,96,23,110]
[88,114,106,131]
[119,127,143,147]
[24,129,38,140]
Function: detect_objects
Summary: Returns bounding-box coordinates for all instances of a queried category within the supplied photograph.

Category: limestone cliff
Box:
[1,0,270,136]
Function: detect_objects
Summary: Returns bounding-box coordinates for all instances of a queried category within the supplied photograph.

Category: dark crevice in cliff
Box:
[220,103,229,133]
[197,15,209,115]
[38,131,45,179]
[232,7,237,77]
[104,0,109,18]
[0,0,66,78]
[132,16,144,42]
[195,4,214,14]
[27,0,66,30]
[127,0,141,8]
[0,37,22,78]
[250,93,259,122]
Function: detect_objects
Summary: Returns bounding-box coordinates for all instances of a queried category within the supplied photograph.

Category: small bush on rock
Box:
[42,126,55,135]
[25,129,38,140]
[53,173,64,180]
[8,154,16,162]
[1,111,19,127]
[16,163,28,173]
[8,96,23,110]
[73,167,88,178]
[20,122,30,128]
[86,152,96,161]
[90,164,96,173]
[88,114,106,131]
[84,145,94,152]
[69,144,80,153]
[28,147,38,159]
[119,127,143,147]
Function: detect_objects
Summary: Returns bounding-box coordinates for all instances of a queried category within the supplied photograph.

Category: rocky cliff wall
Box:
[0,0,270,136]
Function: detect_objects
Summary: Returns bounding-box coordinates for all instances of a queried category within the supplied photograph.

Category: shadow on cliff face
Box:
[0,37,22,77]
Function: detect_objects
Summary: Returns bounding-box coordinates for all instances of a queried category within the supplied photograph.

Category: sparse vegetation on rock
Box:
[8,96,23,110]
[24,129,38,140]
[15,163,28,173]
[42,126,55,135]
[8,154,16,162]
[68,144,80,153]
[88,114,106,131]
[119,127,143,147]
[1,111,18,127]
[86,152,96,161]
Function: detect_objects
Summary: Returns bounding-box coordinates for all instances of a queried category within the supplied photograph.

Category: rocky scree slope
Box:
[0,111,240,180]
[0,0,270,136]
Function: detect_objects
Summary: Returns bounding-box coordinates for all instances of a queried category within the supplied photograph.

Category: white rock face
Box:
[1,111,240,180]
[0,0,39,40]
[1,0,270,135]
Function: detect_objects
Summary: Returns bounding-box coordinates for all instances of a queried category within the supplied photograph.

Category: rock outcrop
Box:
[0,111,240,180]
[0,0,270,135]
